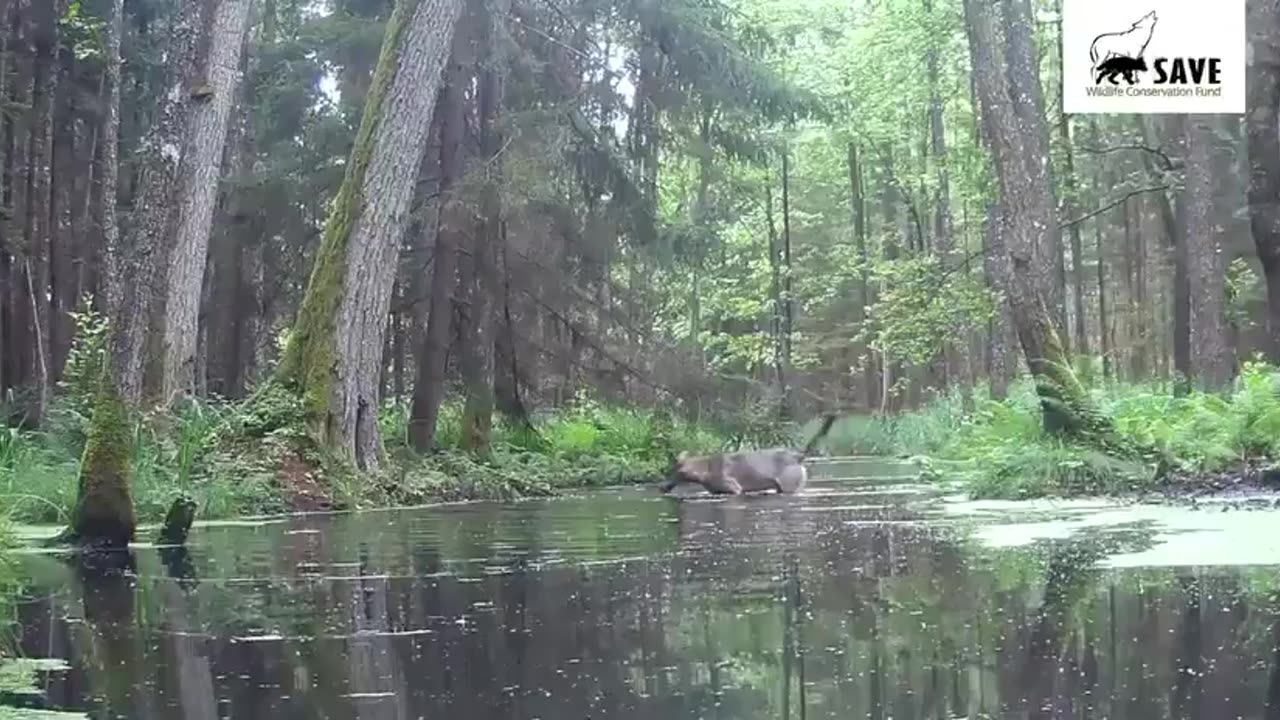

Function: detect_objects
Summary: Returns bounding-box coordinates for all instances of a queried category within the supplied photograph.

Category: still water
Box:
[8,459,1280,719]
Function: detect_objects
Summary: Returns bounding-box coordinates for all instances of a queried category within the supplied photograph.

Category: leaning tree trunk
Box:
[965,0,1116,444]
[278,0,465,470]
[70,0,135,548]
[1184,115,1234,391]
[1247,0,1280,363]
[159,0,254,403]
[1001,0,1066,347]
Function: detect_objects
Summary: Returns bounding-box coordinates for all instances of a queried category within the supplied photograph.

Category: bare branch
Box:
[1078,143,1176,171]
[1059,185,1170,229]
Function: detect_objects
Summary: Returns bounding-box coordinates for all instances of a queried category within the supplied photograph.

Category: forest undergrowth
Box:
[0,387,732,527]
[825,360,1280,500]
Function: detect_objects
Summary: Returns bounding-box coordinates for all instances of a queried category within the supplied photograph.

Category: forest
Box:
[0,0,1276,548]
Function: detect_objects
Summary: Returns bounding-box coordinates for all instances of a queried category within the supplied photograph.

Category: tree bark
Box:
[71,0,134,548]
[408,18,471,453]
[1184,115,1234,391]
[458,0,508,455]
[766,179,789,412]
[984,202,1016,399]
[1247,0,1280,362]
[1000,0,1066,346]
[1133,198,1149,378]
[159,0,254,403]
[278,0,465,470]
[847,142,878,410]
[1096,205,1111,381]
[1151,115,1194,392]
[780,148,794,419]
[926,0,958,390]
[7,0,42,424]
[1121,196,1136,378]
[966,0,1113,442]
[112,0,208,407]
[493,223,532,430]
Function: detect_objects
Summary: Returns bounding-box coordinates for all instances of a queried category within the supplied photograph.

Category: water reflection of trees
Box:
[9,502,1280,719]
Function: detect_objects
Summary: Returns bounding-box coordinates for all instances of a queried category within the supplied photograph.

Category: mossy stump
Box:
[70,383,137,549]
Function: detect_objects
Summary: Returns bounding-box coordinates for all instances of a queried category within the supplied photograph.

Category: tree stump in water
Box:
[157,496,198,547]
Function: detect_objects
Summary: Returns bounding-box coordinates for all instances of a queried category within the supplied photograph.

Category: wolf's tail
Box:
[799,413,838,458]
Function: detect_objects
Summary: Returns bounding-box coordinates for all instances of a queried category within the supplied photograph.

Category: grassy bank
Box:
[824,360,1280,499]
[0,387,732,528]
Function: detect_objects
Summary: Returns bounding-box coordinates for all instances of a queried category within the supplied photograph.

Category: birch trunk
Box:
[159,0,254,402]
[278,0,465,470]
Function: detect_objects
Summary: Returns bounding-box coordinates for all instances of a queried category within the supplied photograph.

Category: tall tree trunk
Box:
[966,0,1112,441]
[408,20,471,453]
[926,0,958,391]
[8,0,40,424]
[70,0,133,548]
[1153,115,1194,393]
[1247,0,1280,362]
[1133,198,1149,378]
[985,202,1016,399]
[1060,124,1087,359]
[1096,208,1111,380]
[1000,0,1066,347]
[1183,115,1234,391]
[493,223,532,430]
[780,148,794,419]
[109,0,208,407]
[50,40,78,382]
[458,0,507,455]
[26,0,70,418]
[766,179,788,412]
[847,142,878,410]
[1122,196,1136,378]
[159,0,254,403]
[0,0,10,401]
[279,0,465,470]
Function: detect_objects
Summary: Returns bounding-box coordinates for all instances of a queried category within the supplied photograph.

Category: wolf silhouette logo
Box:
[1089,10,1157,84]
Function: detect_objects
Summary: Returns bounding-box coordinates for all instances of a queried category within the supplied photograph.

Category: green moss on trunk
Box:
[276,0,418,443]
[71,375,137,547]
[1023,312,1135,459]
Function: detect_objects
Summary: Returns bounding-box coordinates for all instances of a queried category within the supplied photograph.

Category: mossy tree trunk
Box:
[71,0,137,548]
[159,0,255,403]
[278,0,465,470]
[965,0,1117,446]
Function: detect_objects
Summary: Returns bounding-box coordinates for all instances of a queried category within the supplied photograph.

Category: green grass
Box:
[0,386,746,527]
[830,360,1280,500]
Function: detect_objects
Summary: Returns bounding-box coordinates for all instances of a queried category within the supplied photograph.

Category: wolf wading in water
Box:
[659,414,838,496]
